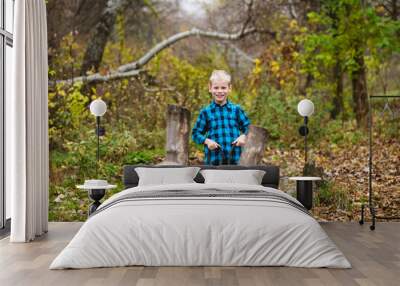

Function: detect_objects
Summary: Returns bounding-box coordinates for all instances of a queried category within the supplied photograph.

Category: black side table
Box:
[289,177,321,210]
[77,181,116,215]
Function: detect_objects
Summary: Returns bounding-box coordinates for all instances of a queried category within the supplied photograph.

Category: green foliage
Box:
[147,49,217,109]
[49,124,164,221]
[103,13,136,68]
[315,180,353,211]
[49,82,89,149]
[123,149,164,165]
[320,120,365,146]
[249,85,298,145]
[298,0,400,81]
[49,31,82,80]
[373,109,400,140]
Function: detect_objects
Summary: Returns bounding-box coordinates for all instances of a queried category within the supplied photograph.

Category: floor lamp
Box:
[89,98,107,177]
[297,99,315,167]
[79,98,111,215]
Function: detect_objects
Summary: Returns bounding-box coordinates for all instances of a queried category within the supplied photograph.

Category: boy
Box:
[192,70,250,165]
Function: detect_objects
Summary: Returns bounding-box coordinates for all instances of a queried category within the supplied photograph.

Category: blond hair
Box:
[209,70,231,84]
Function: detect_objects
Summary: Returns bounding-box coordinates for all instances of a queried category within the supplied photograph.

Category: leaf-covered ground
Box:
[262,137,400,222]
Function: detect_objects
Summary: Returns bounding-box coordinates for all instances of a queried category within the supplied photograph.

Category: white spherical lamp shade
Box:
[90,99,107,117]
[297,99,314,117]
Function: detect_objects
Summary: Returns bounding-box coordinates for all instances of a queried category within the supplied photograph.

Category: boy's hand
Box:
[204,138,221,150]
[232,134,246,147]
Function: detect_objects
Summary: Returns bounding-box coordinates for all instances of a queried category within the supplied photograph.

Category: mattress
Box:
[50,183,351,269]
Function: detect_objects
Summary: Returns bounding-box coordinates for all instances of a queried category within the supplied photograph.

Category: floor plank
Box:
[0,222,399,286]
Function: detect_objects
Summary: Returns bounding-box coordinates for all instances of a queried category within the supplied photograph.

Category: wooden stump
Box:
[239,125,268,166]
[159,105,191,165]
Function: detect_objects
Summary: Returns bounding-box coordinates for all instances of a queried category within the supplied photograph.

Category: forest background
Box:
[47,0,400,222]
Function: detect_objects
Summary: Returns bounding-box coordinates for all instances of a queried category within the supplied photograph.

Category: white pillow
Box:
[135,167,200,186]
[200,169,265,185]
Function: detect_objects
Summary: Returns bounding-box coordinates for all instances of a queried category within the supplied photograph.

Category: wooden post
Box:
[159,105,191,165]
[239,125,268,165]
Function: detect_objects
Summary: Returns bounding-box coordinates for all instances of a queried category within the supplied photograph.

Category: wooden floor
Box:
[0,222,399,286]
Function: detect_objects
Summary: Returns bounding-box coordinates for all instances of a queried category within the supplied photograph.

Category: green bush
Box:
[49,123,165,221]
[123,149,164,165]
[249,85,299,147]
[315,180,353,211]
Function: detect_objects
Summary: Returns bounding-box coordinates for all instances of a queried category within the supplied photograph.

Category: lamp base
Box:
[296,180,313,210]
[88,188,106,215]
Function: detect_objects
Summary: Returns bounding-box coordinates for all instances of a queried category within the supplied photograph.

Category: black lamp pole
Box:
[89,116,106,216]
[87,99,108,215]
[297,99,314,174]
[304,116,308,165]
[298,116,309,167]
[96,116,100,177]
[95,116,105,178]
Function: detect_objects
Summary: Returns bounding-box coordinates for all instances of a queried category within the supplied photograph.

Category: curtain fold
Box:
[9,0,49,242]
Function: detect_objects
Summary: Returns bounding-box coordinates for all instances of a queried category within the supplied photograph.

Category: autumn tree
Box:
[298,0,400,127]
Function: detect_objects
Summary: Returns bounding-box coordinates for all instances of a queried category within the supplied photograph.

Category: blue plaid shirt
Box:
[192,100,250,165]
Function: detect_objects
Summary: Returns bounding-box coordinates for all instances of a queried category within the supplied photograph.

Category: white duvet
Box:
[50,183,351,269]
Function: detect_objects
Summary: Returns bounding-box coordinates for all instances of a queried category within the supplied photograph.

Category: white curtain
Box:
[8,0,49,242]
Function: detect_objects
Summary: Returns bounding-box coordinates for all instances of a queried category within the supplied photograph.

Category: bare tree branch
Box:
[53,26,265,86]
[117,27,258,73]
[54,69,142,86]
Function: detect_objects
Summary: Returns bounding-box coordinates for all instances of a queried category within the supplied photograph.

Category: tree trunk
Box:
[328,5,343,120]
[239,125,268,166]
[351,53,368,128]
[159,105,191,165]
[80,0,125,75]
[330,59,344,119]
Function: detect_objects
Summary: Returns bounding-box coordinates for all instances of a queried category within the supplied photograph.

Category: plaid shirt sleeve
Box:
[192,109,208,144]
[237,106,250,135]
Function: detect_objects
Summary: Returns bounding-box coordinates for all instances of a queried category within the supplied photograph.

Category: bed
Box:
[50,165,351,269]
